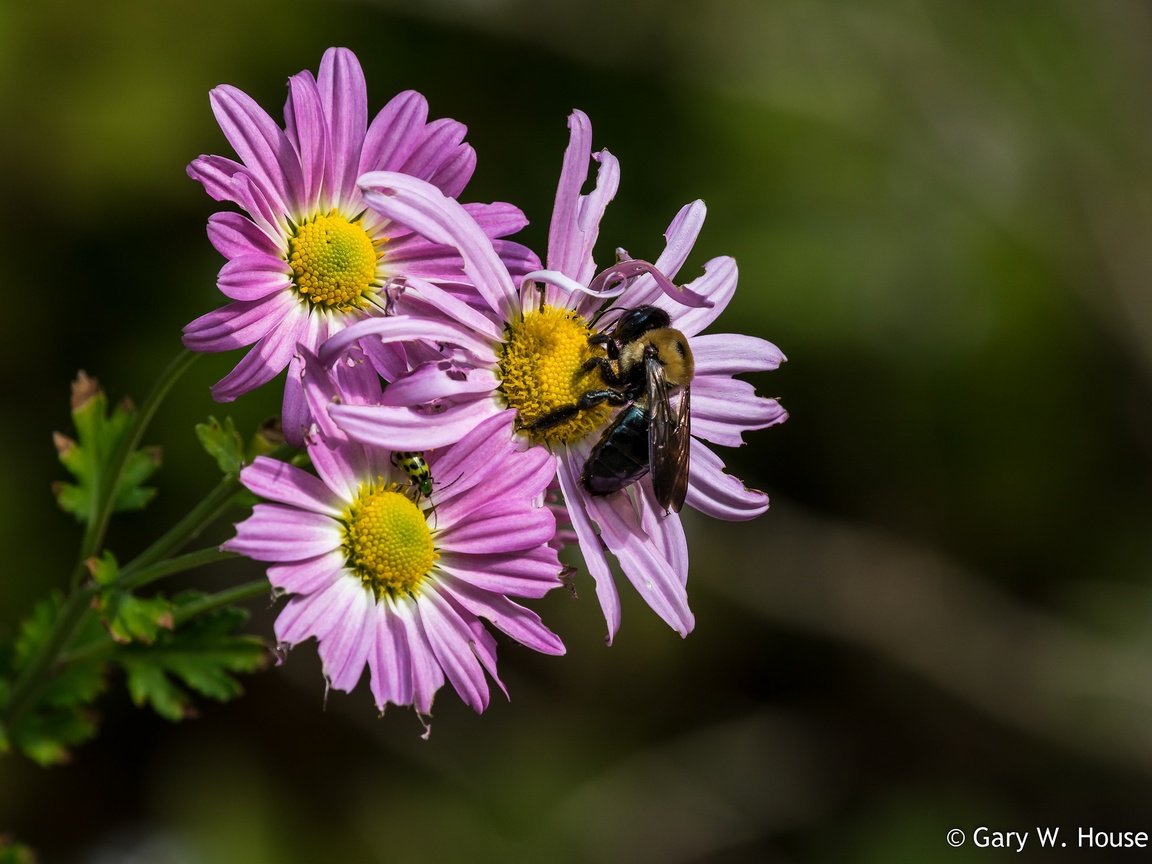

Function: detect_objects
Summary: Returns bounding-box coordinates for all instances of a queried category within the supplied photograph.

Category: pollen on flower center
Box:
[344,482,437,597]
[288,211,383,311]
[498,305,612,446]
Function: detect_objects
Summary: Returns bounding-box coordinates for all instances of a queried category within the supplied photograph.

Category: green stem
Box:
[56,579,271,668]
[126,477,242,572]
[71,349,200,589]
[119,546,238,592]
[172,579,271,625]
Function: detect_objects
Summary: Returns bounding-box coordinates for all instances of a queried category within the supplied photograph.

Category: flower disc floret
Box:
[288,211,382,311]
[343,481,436,597]
[499,306,612,445]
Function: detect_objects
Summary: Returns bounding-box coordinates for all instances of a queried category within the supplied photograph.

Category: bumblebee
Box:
[391,451,434,498]
[530,305,693,512]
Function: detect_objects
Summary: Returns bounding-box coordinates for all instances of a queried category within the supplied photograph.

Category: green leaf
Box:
[118,591,268,722]
[88,553,175,645]
[53,372,161,522]
[7,594,108,765]
[196,415,245,476]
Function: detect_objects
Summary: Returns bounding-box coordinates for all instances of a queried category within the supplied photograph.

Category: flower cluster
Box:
[190,47,787,724]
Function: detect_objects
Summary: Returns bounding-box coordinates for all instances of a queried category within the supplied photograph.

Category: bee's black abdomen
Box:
[581,405,650,495]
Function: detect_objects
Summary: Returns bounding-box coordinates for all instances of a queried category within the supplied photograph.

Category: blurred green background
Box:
[4,0,1152,860]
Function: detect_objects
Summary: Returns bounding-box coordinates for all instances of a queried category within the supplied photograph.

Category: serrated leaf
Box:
[196,415,245,476]
[123,659,190,721]
[98,593,174,646]
[116,592,268,722]
[53,373,160,522]
[12,707,99,766]
[7,593,109,764]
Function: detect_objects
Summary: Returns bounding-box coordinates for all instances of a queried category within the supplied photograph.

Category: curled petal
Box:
[587,259,713,309]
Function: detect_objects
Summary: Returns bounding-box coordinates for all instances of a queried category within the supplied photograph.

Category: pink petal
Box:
[275,576,359,645]
[182,291,292,352]
[684,439,769,521]
[463,201,530,239]
[437,547,563,599]
[417,586,490,713]
[400,118,466,187]
[187,154,247,203]
[392,597,445,715]
[557,453,620,643]
[426,142,476,199]
[691,333,786,375]
[378,361,500,408]
[209,84,301,214]
[395,276,503,342]
[587,492,694,636]
[319,314,498,366]
[284,70,326,212]
[331,396,502,451]
[305,435,370,503]
[622,201,707,308]
[226,503,340,562]
[547,110,621,286]
[359,172,517,320]
[691,375,788,447]
[660,256,738,337]
[217,253,292,301]
[239,455,342,516]
[435,499,556,554]
[639,483,689,587]
[317,584,375,692]
[368,599,414,709]
[359,90,429,176]
[266,550,346,595]
[207,212,280,258]
[439,577,565,655]
[317,47,368,208]
[210,309,308,401]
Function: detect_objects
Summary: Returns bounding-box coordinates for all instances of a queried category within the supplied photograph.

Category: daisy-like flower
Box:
[317,111,787,642]
[224,405,565,722]
[184,47,538,442]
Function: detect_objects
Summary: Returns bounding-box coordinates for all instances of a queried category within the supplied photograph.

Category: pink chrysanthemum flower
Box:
[184,47,538,441]
[317,111,786,642]
[224,408,565,721]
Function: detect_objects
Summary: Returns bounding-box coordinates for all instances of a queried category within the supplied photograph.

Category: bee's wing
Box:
[646,356,692,512]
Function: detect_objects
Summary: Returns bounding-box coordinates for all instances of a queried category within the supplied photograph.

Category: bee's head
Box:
[610,305,672,345]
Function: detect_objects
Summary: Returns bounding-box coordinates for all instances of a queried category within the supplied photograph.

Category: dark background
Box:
[4,0,1152,861]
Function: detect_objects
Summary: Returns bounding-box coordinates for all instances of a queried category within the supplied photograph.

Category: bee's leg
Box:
[524,389,629,431]
[581,356,624,385]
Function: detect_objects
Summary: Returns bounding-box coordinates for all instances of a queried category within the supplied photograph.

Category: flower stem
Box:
[119,546,239,592]
[56,579,271,668]
[71,349,200,589]
[173,579,271,625]
[126,477,242,573]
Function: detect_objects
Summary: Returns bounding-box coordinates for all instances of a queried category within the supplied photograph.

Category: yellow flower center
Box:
[343,481,437,598]
[498,305,612,445]
[288,211,383,311]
